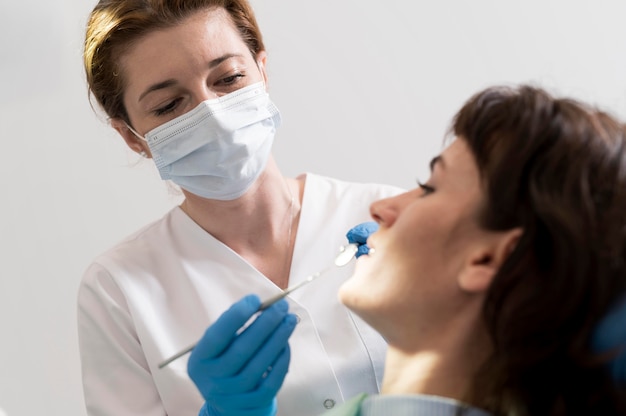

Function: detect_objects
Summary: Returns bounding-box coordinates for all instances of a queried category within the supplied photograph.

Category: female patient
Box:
[335,85,626,415]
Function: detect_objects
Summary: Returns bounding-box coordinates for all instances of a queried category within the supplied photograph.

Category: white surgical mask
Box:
[127,82,280,200]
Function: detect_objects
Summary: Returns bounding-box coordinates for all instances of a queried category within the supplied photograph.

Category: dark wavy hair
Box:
[452,85,626,415]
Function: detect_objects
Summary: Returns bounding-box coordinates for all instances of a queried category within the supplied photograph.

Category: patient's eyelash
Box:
[417,180,435,196]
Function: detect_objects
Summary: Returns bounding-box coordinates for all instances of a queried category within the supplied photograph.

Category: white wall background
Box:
[1,1,626,415]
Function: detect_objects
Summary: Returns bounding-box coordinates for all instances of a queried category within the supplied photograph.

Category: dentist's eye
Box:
[218,73,245,86]
[154,98,182,116]
[417,180,435,197]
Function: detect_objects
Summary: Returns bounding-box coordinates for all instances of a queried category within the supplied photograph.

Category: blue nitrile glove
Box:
[346,221,379,258]
[592,296,626,384]
[188,295,298,416]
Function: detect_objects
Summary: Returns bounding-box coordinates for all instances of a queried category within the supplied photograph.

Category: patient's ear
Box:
[458,228,522,293]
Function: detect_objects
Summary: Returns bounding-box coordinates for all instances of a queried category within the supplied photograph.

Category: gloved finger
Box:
[212,300,290,377]
[218,345,291,411]
[203,345,290,415]
[251,343,291,401]
[208,398,277,416]
[355,244,370,258]
[214,313,297,394]
[204,399,276,416]
[191,299,289,380]
[346,221,379,244]
[192,295,262,360]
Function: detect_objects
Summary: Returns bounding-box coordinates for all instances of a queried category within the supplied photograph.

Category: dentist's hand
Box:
[346,221,379,258]
[188,295,297,416]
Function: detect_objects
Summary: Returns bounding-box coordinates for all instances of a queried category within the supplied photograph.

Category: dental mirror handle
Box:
[257,243,357,309]
[257,271,323,310]
[156,289,300,370]
[158,345,195,369]
[158,243,359,369]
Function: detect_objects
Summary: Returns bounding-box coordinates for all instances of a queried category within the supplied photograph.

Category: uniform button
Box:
[323,399,336,409]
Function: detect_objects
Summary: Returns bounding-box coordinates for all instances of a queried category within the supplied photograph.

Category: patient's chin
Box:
[338,281,376,317]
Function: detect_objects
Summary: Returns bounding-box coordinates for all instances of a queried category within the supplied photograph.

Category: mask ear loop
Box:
[125,122,148,142]
[124,122,149,158]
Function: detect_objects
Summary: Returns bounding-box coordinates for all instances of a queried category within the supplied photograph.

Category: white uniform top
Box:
[77,173,404,416]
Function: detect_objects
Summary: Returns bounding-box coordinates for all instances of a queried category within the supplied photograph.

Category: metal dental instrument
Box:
[258,243,358,309]
[158,243,359,369]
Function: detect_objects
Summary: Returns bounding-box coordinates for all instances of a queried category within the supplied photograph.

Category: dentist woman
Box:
[77,1,402,416]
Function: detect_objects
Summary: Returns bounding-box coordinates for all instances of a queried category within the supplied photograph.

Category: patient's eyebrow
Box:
[429,155,444,172]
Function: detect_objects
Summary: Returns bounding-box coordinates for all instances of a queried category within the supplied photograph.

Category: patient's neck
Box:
[380,317,490,402]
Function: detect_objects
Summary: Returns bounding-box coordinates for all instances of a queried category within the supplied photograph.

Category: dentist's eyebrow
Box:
[207,53,243,68]
[139,79,177,102]
[138,53,245,102]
